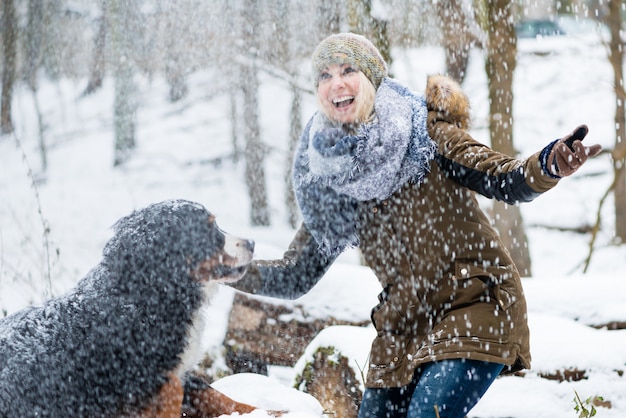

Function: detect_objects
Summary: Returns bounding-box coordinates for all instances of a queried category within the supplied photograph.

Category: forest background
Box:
[3,0,625,277]
[1,1,626,416]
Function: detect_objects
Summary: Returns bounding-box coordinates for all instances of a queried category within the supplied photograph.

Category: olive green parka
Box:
[232,75,560,388]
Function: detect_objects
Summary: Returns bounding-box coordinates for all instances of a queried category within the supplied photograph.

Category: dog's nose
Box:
[243,239,255,252]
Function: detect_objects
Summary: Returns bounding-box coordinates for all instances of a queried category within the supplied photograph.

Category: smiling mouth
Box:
[333,96,354,108]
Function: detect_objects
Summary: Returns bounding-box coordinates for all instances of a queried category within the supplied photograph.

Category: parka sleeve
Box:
[428,115,560,204]
[229,223,337,300]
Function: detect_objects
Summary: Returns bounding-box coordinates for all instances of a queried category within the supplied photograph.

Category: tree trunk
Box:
[24,0,43,91]
[83,0,107,96]
[108,0,137,166]
[25,0,47,171]
[229,90,241,163]
[347,0,392,68]
[485,1,532,276]
[222,0,240,164]
[437,0,481,84]
[347,0,370,35]
[241,0,270,226]
[605,0,626,242]
[241,65,270,226]
[371,16,392,70]
[163,1,188,103]
[272,0,301,228]
[317,0,341,39]
[286,85,302,228]
[1,0,17,135]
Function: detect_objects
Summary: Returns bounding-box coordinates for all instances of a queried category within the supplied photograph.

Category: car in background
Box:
[516,16,608,55]
[516,19,566,38]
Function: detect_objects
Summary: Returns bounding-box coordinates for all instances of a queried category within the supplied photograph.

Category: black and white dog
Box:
[0,200,258,417]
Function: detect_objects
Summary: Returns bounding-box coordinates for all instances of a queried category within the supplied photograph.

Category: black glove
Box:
[546,125,602,177]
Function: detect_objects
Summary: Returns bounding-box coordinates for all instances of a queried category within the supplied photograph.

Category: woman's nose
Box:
[330,77,345,90]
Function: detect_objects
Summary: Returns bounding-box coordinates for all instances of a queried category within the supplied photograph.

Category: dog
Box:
[0,199,262,417]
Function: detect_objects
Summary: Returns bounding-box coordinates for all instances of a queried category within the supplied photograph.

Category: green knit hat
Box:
[312,33,388,90]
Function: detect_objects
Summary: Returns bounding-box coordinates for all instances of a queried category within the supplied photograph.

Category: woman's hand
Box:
[546,125,602,177]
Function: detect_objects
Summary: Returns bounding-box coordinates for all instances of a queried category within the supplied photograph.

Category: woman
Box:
[232,33,601,418]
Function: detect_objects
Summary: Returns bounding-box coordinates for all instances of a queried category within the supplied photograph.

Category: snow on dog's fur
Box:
[0,199,256,417]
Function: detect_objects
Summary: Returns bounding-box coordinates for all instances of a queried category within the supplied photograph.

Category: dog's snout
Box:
[223,235,254,264]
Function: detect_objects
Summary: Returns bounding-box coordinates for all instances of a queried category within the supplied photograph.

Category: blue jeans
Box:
[358,359,504,418]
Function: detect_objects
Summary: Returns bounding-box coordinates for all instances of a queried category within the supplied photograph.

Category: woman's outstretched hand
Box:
[547,125,602,177]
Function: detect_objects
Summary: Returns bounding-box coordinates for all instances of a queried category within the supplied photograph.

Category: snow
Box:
[293,325,376,388]
[2,33,626,417]
[211,373,325,418]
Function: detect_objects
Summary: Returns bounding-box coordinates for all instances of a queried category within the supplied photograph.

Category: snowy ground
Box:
[2,32,626,417]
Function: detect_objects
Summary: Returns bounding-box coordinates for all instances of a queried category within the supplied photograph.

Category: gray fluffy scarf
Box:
[293,77,436,256]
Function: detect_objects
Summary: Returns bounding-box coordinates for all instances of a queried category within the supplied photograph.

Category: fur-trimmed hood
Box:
[425,74,471,130]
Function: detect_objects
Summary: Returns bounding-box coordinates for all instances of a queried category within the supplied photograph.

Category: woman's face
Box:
[317,63,362,124]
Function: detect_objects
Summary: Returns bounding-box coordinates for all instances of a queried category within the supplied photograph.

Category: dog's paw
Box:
[425,74,471,129]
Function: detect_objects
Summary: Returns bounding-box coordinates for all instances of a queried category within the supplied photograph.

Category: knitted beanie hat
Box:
[312,33,388,90]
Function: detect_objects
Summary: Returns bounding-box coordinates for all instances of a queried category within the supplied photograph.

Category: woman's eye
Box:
[343,66,357,75]
[318,72,331,82]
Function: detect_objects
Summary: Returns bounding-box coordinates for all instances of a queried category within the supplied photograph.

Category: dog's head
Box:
[103,200,254,287]
[189,213,256,284]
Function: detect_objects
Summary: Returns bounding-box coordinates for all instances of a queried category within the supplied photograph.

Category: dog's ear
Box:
[425,74,471,130]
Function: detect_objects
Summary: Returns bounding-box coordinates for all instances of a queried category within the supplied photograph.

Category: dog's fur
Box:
[0,200,256,417]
